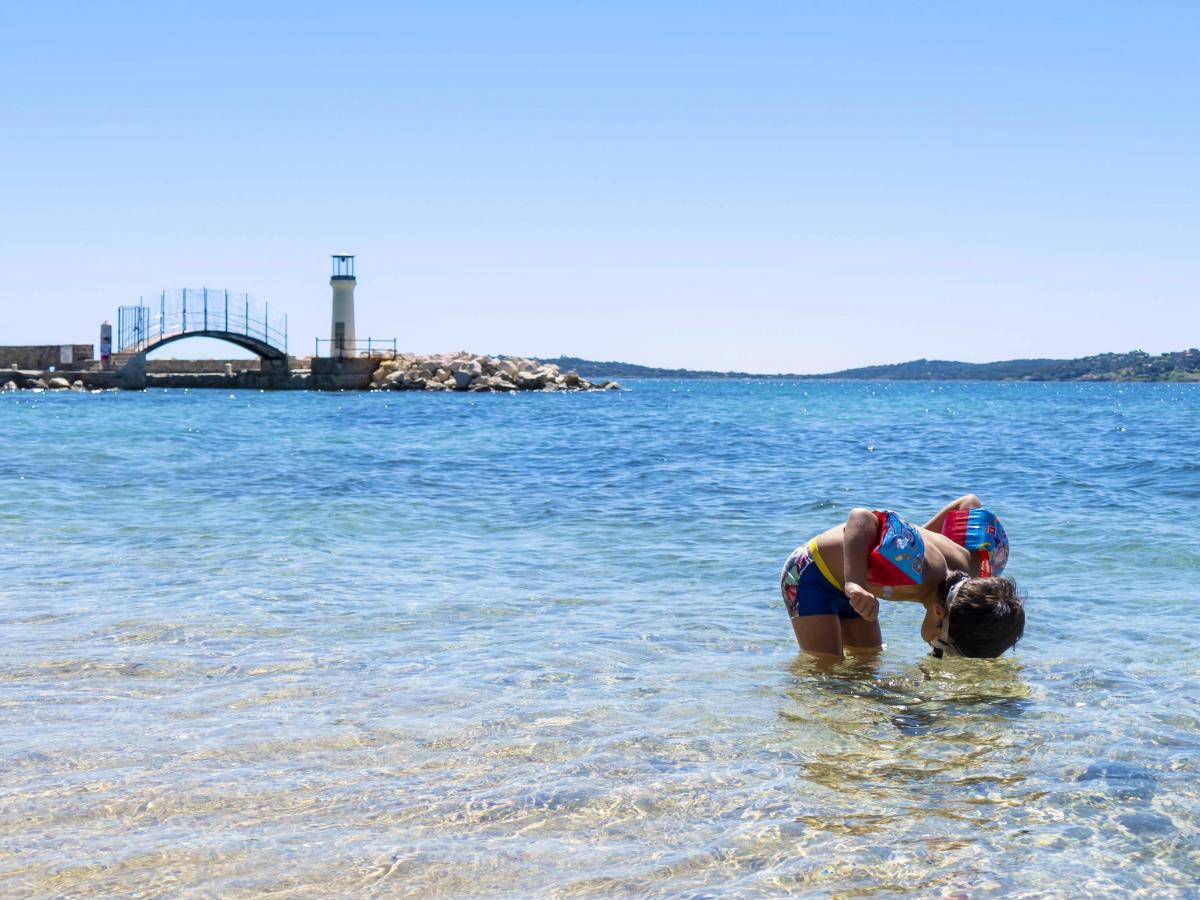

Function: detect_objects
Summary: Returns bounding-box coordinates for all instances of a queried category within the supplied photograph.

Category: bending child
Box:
[779,494,1023,659]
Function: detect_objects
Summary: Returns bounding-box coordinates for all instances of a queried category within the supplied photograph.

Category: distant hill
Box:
[546,349,1200,382]
[813,349,1200,381]
[545,357,765,379]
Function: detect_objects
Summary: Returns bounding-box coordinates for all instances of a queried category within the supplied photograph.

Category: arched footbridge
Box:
[117,289,288,361]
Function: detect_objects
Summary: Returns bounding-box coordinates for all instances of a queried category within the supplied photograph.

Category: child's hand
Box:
[844,583,879,622]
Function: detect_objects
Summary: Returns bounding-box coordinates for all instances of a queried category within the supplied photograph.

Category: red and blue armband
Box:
[942,507,1009,576]
[867,510,925,586]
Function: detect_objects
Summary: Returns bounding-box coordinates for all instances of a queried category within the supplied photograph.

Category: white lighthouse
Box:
[330,254,356,358]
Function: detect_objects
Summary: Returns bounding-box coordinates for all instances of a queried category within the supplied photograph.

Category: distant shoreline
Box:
[547,349,1200,383]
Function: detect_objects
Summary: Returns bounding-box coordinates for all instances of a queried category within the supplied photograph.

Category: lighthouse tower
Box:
[330,254,356,358]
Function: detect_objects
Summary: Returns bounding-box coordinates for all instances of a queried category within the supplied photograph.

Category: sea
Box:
[1,379,1197,897]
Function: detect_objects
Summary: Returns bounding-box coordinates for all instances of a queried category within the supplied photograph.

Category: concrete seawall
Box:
[2,356,379,392]
[146,358,266,374]
[0,345,94,369]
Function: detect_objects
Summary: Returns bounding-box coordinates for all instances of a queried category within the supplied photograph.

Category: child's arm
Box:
[923,494,982,533]
[842,508,880,621]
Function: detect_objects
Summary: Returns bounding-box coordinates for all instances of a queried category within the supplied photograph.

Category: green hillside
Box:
[546,349,1200,381]
[819,349,1200,381]
[545,357,762,379]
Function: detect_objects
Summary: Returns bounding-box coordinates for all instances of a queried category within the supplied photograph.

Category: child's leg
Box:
[782,542,852,658]
[840,616,883,652]
[790,614,844,658]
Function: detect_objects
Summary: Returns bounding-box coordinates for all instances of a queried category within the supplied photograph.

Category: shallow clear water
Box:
[1,380,1197,897]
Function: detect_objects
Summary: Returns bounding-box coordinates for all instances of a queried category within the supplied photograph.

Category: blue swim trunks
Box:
[779,540,860,620]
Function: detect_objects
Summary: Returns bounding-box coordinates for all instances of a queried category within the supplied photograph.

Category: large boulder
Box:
[515,370,546,390]
[371,366,389,386]
[374,358,399,380]
[47,377,71,390]
[451,357,484,386]
[1,381,16,392]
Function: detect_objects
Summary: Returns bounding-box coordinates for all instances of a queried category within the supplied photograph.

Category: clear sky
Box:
[2,1,1196,372]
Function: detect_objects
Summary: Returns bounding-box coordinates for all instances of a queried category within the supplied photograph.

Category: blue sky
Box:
[2,1,1196,371]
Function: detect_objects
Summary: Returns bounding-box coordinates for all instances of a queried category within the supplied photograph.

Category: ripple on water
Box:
[1,381,1198,896]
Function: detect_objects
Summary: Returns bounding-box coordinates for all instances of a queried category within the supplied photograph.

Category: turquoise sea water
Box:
[1,380,1198,896]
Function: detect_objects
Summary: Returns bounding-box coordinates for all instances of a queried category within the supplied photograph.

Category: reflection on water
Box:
[771,657,1046,895]
[1,382,1198,896]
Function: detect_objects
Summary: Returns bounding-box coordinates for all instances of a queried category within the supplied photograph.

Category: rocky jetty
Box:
[370,353,620,393]
[2,377,87,392]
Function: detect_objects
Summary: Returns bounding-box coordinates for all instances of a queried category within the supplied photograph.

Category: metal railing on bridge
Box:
[117,289,287,355]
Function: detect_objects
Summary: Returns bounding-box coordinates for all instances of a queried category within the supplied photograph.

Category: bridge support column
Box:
[117,353,146,390]
[260,355,291,389]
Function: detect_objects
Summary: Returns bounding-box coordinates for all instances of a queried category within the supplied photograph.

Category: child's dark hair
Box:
[941,575,1025,658]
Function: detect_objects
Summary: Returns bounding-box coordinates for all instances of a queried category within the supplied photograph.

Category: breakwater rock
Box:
[370,354,620,393]
[2,376,87,392]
